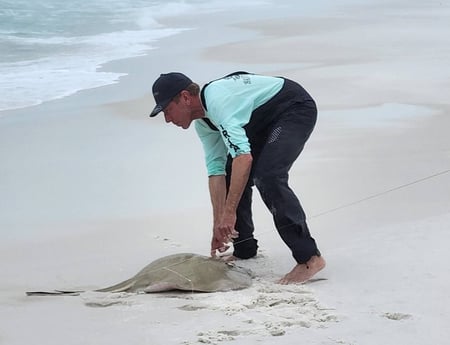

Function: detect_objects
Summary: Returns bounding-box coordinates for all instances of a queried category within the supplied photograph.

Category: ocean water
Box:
[0,0,268,112]
[0,0,372,114]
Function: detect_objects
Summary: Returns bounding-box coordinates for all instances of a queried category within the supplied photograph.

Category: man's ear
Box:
[181,90,190,104]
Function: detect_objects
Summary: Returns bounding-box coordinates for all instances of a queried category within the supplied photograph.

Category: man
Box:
[149,71,325,284]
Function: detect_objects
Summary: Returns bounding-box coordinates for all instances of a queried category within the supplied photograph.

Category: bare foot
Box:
[278,255,326,284]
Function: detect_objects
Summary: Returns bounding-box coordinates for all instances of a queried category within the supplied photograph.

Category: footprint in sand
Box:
[153,235,182,248]
[382,312,412,321]
[179,279,338,344]
[196,330,240,344]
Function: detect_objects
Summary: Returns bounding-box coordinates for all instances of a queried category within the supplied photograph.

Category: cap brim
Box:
[149,104,163,117]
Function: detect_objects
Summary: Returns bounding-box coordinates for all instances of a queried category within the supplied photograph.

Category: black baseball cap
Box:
[149,72,193,117]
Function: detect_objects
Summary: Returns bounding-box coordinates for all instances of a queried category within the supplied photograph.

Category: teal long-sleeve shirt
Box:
[194,74,284,176]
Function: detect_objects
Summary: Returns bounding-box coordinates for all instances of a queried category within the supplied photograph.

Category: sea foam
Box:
[0,0,267,113]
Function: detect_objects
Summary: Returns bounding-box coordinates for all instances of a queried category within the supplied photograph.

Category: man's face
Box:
[163,97,192,129]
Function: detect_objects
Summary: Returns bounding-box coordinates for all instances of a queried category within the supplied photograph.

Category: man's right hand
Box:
[210,235,230,258]
[210,228,238,258]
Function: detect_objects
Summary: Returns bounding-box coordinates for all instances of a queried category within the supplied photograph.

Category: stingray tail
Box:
[26,277,136,296]
[94,278,135,293]
[26,290,84,296]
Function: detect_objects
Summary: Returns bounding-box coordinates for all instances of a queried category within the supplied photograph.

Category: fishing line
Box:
[150,168,450,285]
[309,168,450,219]
[230,167,450,247]
[162,266,194,292]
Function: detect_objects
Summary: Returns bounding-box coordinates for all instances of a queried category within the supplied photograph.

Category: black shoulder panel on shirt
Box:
[202,118,219,131]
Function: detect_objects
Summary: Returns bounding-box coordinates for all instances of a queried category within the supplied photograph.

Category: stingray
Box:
[26,253,252,296]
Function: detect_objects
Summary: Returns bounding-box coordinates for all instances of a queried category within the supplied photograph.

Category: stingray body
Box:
[26,253,252,296]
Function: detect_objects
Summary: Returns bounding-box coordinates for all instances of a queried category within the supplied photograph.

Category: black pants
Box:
[225,100,321,264]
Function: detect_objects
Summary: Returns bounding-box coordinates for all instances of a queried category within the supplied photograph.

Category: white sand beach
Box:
[1,1,450,344]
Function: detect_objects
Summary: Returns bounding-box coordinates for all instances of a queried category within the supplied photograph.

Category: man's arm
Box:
[208,174,227,229]
[208,174,227,256]
[209,153,253,256]
[224,153,253,222]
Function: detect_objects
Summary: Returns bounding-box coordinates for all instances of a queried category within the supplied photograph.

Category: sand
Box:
[1,1,450,344]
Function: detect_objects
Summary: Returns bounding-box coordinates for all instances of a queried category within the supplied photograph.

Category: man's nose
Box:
[164,112,171,123]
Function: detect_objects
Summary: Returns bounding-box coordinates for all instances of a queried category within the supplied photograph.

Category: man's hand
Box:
[210,214,239,258]
[210,234,230,258]
[218,211,238,243]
